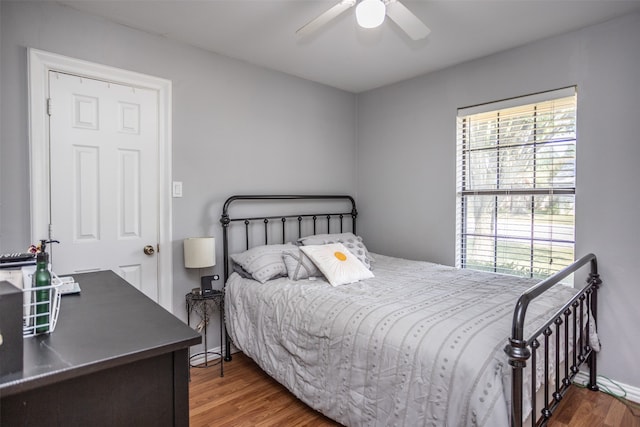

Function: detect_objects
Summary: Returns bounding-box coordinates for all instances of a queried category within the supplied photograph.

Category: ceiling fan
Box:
[296,0,431,40]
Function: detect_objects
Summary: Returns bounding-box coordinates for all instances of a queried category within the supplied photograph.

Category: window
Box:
[456,88,577,279]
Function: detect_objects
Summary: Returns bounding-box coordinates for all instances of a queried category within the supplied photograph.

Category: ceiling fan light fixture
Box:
[355,0,386,29]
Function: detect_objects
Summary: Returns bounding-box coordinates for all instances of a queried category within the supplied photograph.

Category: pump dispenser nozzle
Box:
[38,239,60,254]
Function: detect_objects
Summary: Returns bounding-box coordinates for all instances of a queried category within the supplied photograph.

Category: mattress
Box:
[224,254,583,427]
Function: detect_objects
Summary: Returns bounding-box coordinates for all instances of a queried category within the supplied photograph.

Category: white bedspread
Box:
[225,254,581,427]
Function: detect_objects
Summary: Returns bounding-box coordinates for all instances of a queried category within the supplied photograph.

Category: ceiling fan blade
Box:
[296,0,357,37]
[385,0,431,40]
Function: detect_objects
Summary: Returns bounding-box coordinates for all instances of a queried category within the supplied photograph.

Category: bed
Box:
[220,195,601,427]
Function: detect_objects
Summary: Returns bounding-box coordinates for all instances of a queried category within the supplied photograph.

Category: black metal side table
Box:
[185,290,224,377]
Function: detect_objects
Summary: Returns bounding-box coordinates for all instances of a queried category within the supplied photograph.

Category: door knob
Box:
[143,245,155,255]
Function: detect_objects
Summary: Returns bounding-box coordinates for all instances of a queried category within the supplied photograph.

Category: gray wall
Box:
[0,1,357,350]
[357,13,640,389]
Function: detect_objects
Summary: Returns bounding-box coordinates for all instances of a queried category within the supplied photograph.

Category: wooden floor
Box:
[190,353,640,427]
[189,353,339,427]
[548,384,640,427]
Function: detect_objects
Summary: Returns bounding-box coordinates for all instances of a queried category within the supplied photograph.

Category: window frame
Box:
[455,87,577,279]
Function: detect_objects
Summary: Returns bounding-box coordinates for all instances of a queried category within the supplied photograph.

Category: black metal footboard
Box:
[504,253,602,426]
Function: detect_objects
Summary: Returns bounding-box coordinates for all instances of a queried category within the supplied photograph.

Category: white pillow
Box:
[282,249,322,281]
[230,243,297,283]
[300,243,374,287]
[298,232,374,270]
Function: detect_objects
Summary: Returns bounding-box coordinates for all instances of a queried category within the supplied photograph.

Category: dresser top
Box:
[0,270,200,396]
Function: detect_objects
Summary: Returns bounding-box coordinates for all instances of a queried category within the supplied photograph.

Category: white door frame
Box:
[28,48,173,312]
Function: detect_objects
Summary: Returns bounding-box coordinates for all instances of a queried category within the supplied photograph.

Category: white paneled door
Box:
[49,71,160,301]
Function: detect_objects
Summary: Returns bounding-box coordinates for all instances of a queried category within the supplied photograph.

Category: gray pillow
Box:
[230,243,297,283]
[282,249,323,281]
[231,260,253,279]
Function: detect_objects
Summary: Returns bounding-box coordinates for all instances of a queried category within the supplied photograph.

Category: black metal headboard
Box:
[219,195,357,361]
[220,195,357,282]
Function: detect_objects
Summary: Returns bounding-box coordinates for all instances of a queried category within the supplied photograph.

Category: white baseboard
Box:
[574,371,640,403]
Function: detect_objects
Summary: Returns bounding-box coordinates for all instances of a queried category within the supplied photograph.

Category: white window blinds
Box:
[455,88,577,279]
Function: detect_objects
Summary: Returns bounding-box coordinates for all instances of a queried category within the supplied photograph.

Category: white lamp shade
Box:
[356,0,386,29]
[184,237,216,268]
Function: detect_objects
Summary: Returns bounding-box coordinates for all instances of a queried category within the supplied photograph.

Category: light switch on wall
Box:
[172,181,183,198]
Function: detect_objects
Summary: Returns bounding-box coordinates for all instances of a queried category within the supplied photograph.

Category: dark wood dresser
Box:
[0,270,201,426]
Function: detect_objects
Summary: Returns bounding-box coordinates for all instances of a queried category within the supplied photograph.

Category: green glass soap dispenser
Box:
[33,239,52,334]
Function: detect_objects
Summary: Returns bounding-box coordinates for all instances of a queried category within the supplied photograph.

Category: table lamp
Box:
[184,237,215,295]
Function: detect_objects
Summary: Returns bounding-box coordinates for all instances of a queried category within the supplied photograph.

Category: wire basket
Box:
[23,275,63,337]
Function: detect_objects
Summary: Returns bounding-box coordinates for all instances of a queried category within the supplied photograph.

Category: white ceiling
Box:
[59,0,640,93]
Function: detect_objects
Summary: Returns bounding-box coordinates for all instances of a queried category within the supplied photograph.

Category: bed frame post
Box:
[587,258,601,391]
[351,204,358,235]
[505,337,530,427]
[220,211,233,362]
